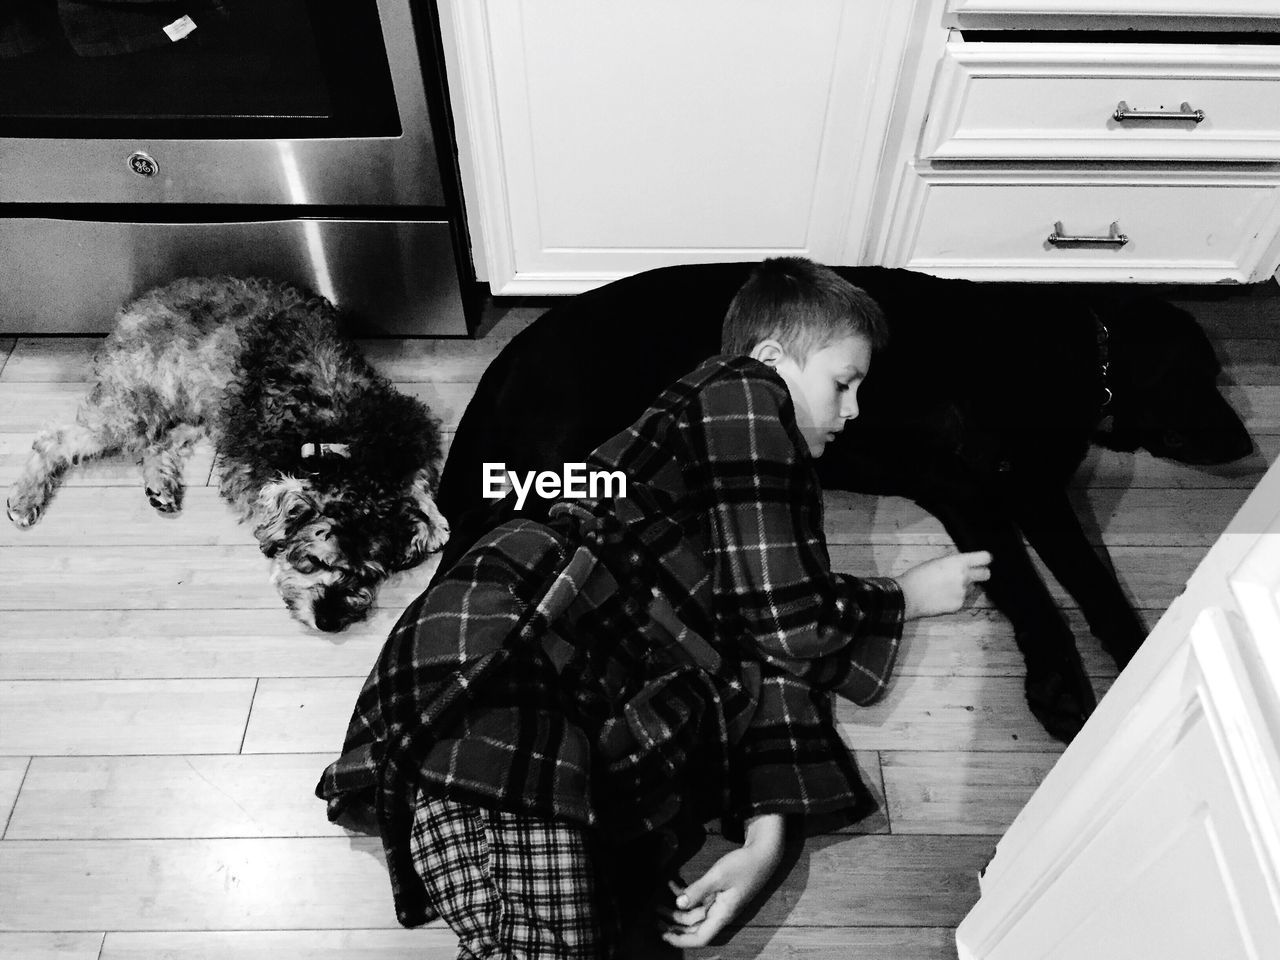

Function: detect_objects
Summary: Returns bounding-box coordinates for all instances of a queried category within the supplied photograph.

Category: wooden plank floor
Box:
[1,288,1277,960]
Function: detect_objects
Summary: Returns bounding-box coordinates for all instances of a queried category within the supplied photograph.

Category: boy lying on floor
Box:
[317,257,991,957]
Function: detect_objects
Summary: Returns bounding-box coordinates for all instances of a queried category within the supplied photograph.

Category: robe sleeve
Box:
[679,362,905,706]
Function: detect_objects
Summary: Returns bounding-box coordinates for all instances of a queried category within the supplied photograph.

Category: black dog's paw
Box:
[1024,653,1097,745]
[1095,618,1150,670]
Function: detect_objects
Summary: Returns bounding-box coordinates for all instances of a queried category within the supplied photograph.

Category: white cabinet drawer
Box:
[885,167,1280,282]
[923,40,1280,161]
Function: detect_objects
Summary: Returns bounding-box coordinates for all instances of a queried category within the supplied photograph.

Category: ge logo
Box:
[127,152,159,178]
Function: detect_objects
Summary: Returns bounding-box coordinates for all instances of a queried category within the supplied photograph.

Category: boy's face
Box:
[757,334,871,456]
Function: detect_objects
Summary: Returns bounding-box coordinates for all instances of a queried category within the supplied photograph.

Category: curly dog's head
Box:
[219,314,448,632]
[253,471,443,632]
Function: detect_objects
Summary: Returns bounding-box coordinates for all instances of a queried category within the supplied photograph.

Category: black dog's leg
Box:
[919,494,1097,744]
[1012,486,1149,668]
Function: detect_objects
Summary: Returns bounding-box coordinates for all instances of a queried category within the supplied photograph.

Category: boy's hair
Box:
[721,257,888,361]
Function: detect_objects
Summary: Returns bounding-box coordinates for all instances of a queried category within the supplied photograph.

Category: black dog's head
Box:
[1099,297,1252,465]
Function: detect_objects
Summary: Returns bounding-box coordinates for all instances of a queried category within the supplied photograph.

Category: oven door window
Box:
[0,0,399,138]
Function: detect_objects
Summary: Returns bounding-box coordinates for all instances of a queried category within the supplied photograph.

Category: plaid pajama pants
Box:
[409,790,620,959]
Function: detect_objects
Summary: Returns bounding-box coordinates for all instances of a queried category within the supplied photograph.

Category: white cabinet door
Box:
[438,0,913,293]
[955,462,1280,960]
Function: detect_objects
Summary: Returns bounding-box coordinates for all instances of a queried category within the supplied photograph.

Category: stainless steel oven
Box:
[0,0,476,335]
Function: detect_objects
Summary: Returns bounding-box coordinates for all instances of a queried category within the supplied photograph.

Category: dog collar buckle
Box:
[300,442,352,460]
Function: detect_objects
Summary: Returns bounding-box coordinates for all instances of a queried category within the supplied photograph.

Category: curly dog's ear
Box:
[253,476,314,557]
[346,386,443,482]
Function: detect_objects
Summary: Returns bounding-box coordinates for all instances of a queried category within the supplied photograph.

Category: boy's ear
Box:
[750,338,785,367]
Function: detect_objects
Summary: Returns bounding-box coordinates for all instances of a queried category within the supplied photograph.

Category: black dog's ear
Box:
[1105,298,1251,465]
[1112,297,1214,384]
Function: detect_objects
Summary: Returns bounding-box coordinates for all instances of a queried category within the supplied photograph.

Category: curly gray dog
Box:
[6,276,449,631]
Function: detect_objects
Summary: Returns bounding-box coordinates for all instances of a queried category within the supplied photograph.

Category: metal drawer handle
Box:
[1047,221,1129,247]
[1113,100,1205,123]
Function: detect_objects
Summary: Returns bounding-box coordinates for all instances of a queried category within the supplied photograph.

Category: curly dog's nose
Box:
[313,590,372,633]
[314,610,344,633]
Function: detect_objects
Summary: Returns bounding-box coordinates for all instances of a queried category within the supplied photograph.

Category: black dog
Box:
[435,264,1252,742]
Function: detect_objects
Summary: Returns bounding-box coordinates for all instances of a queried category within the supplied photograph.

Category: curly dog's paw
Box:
[397,515,450,571]
[146,483,183,515]
[6,490,44,528]
[421,514,450,555]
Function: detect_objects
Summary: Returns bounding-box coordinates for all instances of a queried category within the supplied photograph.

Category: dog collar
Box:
[1093,313,1113,410]
[300,442,351,460]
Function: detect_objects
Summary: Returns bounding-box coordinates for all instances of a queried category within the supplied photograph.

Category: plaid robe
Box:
[316,355,905,928]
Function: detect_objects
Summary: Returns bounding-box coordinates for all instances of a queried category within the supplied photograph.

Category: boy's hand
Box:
[658,814,784,948]
[898,550,992,620]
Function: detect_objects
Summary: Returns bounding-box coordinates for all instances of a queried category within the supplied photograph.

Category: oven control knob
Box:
[127,152,159,178]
